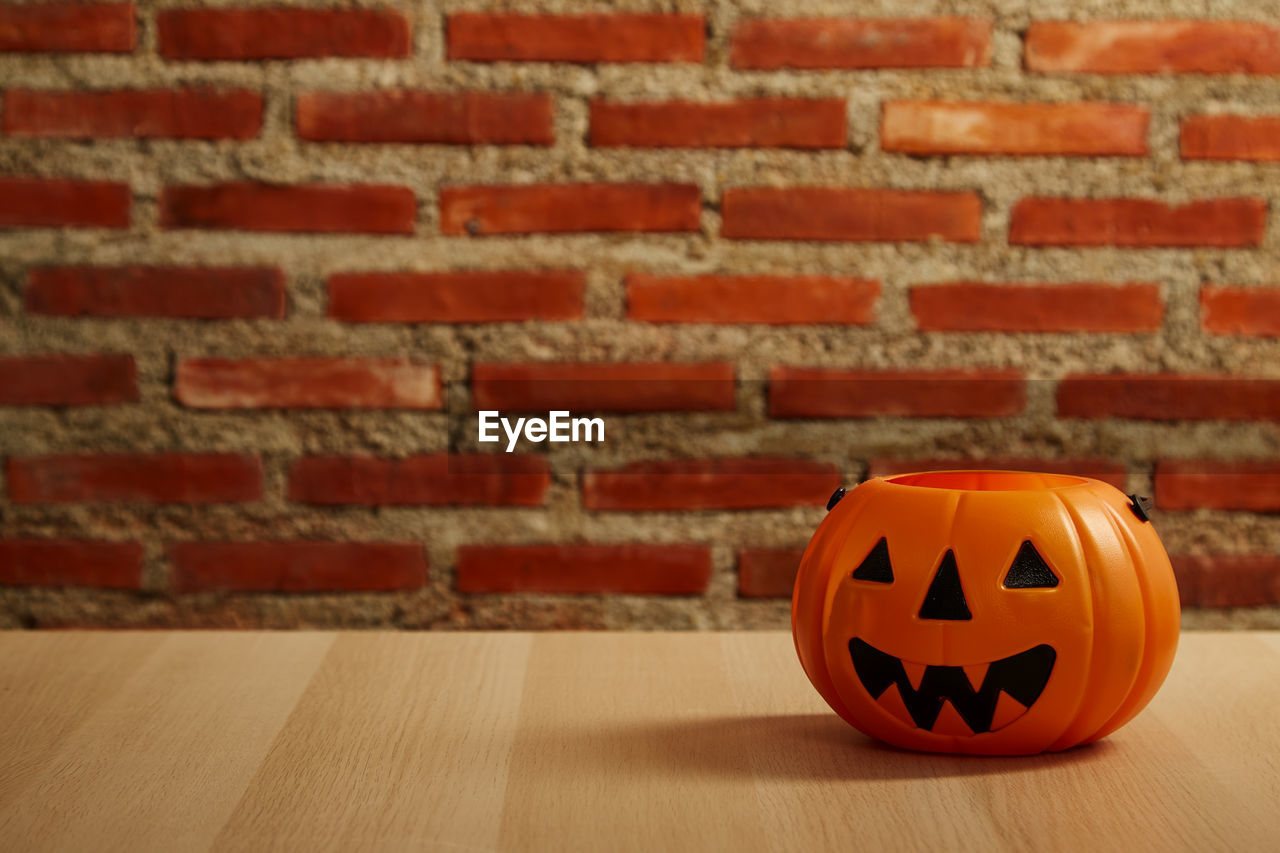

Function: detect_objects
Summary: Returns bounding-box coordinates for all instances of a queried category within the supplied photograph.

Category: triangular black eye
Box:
[852,537,893,583]
[918,550,971,620]
[1003,541,1059,589]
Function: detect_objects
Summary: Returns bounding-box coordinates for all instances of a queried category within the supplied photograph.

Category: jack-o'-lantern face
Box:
[792,471,1181,755]
[844,536,1060,736]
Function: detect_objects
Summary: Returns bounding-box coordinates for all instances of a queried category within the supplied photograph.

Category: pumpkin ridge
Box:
[1044,487,1103,751]
[792,482,876,728]
[1083,498,1179,744]
[1076,496,1150,745]
[1052,485,1160,751]
[817,490,880,726]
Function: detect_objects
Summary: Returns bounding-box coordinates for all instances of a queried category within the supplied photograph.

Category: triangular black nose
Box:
[918,550,972,620]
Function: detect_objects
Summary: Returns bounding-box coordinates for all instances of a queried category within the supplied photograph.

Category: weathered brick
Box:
[1200,286,1280,336]
[4,88,262,139]
[590,98,845,149]
[881,101,1148,156]
[1009,197,1266,247]
[770,367,1026,418]
[158,8,410,61]
[0,539,142,588]
[1057,374,1280,421]
[910,282,1163,332]
[447,13,704,63]
[175,358,441,410]
[159,183,416,234]
[440,183,701,235]
[456,544,712,594]
[627,274,878,325]
[0,354,136,405]
[1026,20,1280,75]
[288,454,550,506]
[0,177,130,228]
[1171,555,1280,607]
[731,17,991,69]
[26,266,285,319]
[738,547,805,598]
[1181,115,1280,161]
[0,3,134,53]
[8,453,262,504]
[296,91,553,145]
[170,541,427,593]
[582,458,842,510]
[1155,460,1280,511]
[328,270,583,323]
[721,188,981,242]
[472,362,736,413]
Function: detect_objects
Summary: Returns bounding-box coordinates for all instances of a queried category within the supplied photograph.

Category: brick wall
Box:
[1,1,1278,629]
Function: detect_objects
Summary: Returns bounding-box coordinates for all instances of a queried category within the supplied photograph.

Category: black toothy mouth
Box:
[849,638,1056,736]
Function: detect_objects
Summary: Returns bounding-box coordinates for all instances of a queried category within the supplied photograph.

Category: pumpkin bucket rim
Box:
[877,470,1096,493]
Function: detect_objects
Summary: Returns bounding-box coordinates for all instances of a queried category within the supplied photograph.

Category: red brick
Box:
[456,544,711,594]
[472,362,736,413]
[1171,555,1280,608]
[447,13,704,63]
[1155,460,1280,511]
[1026,20,1280,75]
[770,367,1025,418]
[582,458,841,510]
[4,88,261,140]
[0,177,130,228]
[169,541,426,593]
[635,274,846,324]
[590,98,845,149]
[1009,197,1266,248]
[1201,286,1280,336]
[8,453,261,504]
[882,101,1148,156]
[627,274,878,325]
[0,3,134,53]
[440,183,700,236]
[328,270,583,323]
[158,8,410,61]
[0,539,141,588]
[868,457,1128,490]
[0,354,136,405]
[159,182,416,235]
[721,188,981,243]
[26,266,285,319]
[296,91,553,145]
[738,547,805,598]
[288,454,549,506]
[910,282,1163,332]
[731,17,990,69]
[1057,374,1280,421]
[1181,115,1280,161]
[175,357,441,410]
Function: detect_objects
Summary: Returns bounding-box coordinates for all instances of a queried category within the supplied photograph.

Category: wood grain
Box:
[0,631,1276,852]
[0,632,333,851]
[497,632,769,851]
[213,632,532,852]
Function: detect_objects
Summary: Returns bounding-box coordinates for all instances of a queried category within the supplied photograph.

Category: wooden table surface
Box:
[0,631,1276,852]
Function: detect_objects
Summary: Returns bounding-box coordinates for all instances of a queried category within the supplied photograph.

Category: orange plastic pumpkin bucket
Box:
[792,470,1180,755]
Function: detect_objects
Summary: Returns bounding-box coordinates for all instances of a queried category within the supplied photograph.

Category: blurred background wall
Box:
[1,0,1277,629]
